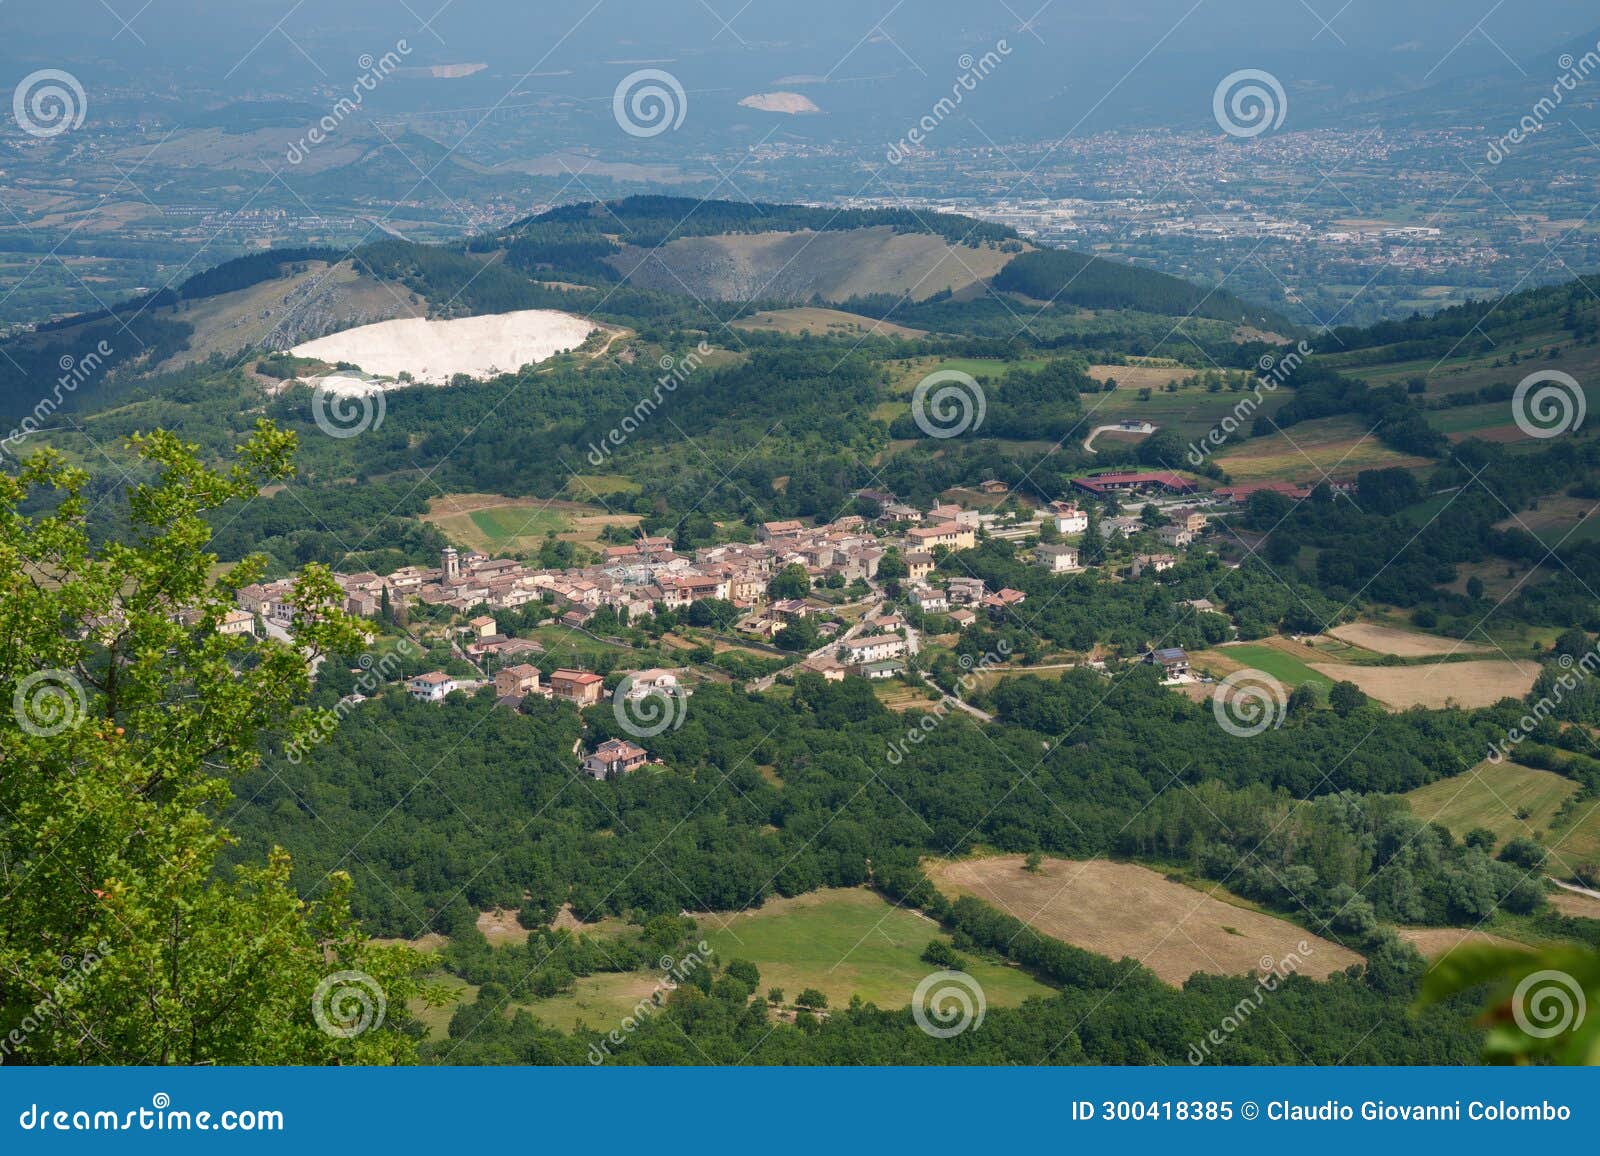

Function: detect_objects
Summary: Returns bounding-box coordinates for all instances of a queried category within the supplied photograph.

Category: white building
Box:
[1036,544,1082,573]
[1045,501,1089,535]
[409,672,459,703]
[842,634,908,665]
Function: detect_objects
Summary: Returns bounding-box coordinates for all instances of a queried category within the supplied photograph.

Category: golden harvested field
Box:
[925,855,1362,985]
[1397,928,1520,957]
[1549,889,1600,919]
[1087,364,1188,390]
[733,307,926,339]
[1213,416,1432,482]
[1308,658,1538,709]
[1327,622,1492,657]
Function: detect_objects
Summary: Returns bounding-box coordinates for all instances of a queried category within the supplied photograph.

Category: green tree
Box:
[795,987,828,1010]
[768,564,812,601]
[1329,680,1368,716]
[0,424,439,1064]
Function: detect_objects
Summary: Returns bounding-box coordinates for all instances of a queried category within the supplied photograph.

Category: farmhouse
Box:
[1158,525,1196,548]
[466,615,498,639]
[904,551,936,583]
[1145,648,1191,677]
[583,738,649,780]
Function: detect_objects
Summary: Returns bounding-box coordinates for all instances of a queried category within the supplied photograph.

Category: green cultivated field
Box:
[1201,642,1333,691]
[699,887,1057,1010]
[1402,757,1600,883]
